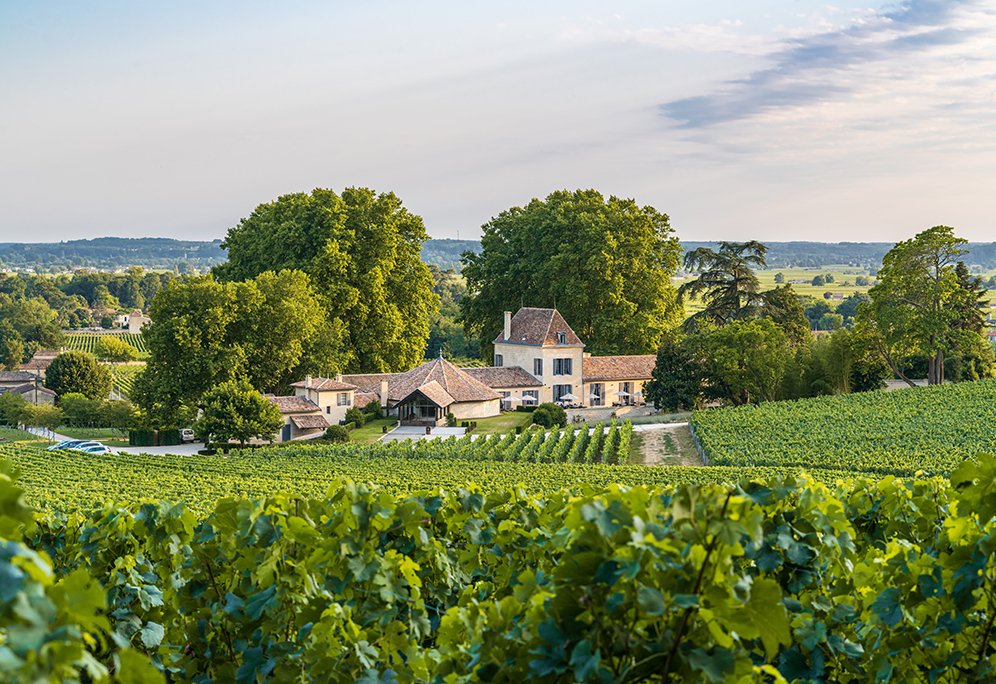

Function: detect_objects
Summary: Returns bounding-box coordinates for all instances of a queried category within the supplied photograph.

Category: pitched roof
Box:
[582,355,656,382]
[493,308,583,346]
[0,371,36,384]
[390,357,501,403]
[339,373,398,394]
[0,382,55,397]
[353,391,380,409]
[403,380,455,408]
[289,377,358,391]
[290,414,330,430]
[267,395,323,414]
[461,366,543,389]
[17,358,52,371]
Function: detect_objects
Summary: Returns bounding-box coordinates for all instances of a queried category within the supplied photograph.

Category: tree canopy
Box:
[679,241,767,328]
[860,226,993,385]
[214,187,437,373]
[134,271,336,428]
[193,380,283,446]
[460,189,684,355]
[44,351,112,400]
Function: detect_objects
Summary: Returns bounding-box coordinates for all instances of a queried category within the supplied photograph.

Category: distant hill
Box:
[0,237,226,272]
[420,239,481,271]
[422,239,996,271]
[3,237,995,273]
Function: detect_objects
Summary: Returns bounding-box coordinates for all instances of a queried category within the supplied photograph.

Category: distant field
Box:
[680,267,996,316]
[61,331,149,354]
[691,379,996,476]
[678,267,875,316]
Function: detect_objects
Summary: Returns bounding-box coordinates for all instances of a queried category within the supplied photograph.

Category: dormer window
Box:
[555,331,567,344]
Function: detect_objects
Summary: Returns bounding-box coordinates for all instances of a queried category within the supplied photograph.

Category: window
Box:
[553,384,573,402]
[553,358,572,375]
[590,383,603,407]
[337,392,351,406]
[555,331,567,344]
[326,406,331,414]
[533,358,542,376]
[523,390,539,406]
[495,353,503,367]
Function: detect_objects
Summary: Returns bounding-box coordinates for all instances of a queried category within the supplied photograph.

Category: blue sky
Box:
[2,1,995,242]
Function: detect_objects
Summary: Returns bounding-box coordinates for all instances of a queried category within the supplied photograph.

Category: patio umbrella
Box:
[505,396,523,403]
[520,395,538,404]
[632,390,643,396]
[586,393,601,401]
[614,390,631,397]
[559,393,579,402]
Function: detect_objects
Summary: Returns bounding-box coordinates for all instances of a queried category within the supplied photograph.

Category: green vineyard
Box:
[1,439,859,515]
[3,456,994,682]
[691,379,996,476]
[61,331,149,354]
[108,363,145,398]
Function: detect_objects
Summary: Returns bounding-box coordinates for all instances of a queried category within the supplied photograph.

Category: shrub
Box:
[344,406,366,427]
[362,402,383,419]
[532,402,567,428]
[325,425,350,443]
[445,413,457,427]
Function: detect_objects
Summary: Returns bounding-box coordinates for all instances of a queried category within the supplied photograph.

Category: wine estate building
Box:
[271,307,656,437]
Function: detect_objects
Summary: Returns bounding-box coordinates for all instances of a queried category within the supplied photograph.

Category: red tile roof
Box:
[267,395,322,414]
[290,377,358,391]
[390,357,500,403]
[462,366,542,388]
[493,308,583,346]
[582,355,656,382]
[290,414,330,430]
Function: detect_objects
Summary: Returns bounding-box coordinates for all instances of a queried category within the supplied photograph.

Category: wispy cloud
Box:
[660,0,995,129]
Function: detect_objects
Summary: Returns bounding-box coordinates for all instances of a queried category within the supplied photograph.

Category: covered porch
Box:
[395,383,455,427]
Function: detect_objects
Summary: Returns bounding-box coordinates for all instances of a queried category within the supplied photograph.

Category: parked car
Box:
[77,444,112,455]
[47,440,87,451]
[180,429,196,443]
[48,440,102,452]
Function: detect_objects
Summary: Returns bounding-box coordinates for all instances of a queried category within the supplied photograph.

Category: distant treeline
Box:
[424,239,996,271]
[4,237,996,273]
[0,237,226,272]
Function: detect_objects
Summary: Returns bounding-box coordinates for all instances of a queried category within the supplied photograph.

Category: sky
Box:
[2,0,995,243]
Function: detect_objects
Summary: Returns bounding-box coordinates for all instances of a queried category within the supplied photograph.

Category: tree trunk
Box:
[936,349,944,385]
[877,340,917,388]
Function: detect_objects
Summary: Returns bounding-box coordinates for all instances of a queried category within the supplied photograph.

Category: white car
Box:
[180,429,196,443]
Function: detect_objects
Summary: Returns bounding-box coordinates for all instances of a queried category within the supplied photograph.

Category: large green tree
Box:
[134,271,337,428]
[861,226,989,385]
[460,189,683,355]
[44,351,112,400]
[193,380,283,446]
[133,278,245,428]
[215,187,436,372]
[679,241,767,328]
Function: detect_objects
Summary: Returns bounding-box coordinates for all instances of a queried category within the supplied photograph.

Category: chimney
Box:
[380,380,389,408]
[305,375,312,389]
[503,311,512,340]
[335,373,343,383]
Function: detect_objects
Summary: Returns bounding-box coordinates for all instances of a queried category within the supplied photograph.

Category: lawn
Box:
[349,418,398,443]
[468,410,534,435]
[0,427,41,443]
[56,427,129,445]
